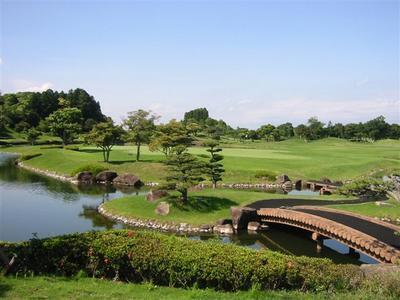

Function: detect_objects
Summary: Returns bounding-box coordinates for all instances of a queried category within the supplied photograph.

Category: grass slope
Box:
[0,276,396,300]
[329,198,400,220]
[102,189,354,225]
[1,138,399,182]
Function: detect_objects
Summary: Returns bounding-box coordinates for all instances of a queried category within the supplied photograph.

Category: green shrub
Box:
[0,230,363,292]
[19,153,42,161]
[254,170,276,181]
[64,145,80,151]
[338,178,394,198]
[70,164,107,177]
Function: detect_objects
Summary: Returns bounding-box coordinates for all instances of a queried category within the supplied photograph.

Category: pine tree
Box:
[204,140,225,189]
[165,146,205,204]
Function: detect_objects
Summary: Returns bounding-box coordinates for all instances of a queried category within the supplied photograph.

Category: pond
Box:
[0,153,376,264]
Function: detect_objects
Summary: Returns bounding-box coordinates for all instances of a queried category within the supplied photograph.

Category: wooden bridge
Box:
[233,201,400,264]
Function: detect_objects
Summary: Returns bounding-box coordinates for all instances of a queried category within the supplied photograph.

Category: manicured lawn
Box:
[0,275,384,300]
[329,198,400,221]
[1,138,399,183]
[102,189,354,225]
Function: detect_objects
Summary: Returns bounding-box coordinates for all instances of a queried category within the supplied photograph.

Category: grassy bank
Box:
[102,189,355,225]
[1,138,399,183]
[329,198,400,221]
[0,275,396,300]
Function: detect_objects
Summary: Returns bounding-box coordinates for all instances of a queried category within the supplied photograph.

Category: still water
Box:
[0,153,376,264]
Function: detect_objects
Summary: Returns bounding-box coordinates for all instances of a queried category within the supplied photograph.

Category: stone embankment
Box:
[98,204,217,234]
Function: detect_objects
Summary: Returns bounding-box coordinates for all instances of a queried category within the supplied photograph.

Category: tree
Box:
[294,124,310,141]
[46,107,82,145]
[149,120,193,157]
[307,117,325,140]
[165,146,205,203]
[85,122,124,162]
[123,110,158,161]
[204,140,225,188]
[25,128,41,145]
[363,116,390,141]
[183,107,209,125]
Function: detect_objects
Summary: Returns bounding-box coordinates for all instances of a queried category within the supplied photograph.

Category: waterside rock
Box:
[95,171,118,183]
[113,173,143,187]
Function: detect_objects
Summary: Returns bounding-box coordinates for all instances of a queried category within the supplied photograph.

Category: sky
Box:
[1,0,399,128]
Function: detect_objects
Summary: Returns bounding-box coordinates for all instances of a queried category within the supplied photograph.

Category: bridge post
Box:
[311,232,324,253]
[230,207,258,232]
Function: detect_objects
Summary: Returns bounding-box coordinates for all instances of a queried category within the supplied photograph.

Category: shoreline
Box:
[98,203,215,234]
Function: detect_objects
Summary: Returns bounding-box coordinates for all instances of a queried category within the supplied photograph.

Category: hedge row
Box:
[0,230,362,292]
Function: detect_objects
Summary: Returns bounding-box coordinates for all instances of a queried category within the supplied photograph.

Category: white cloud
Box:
[0,57,2,64]
[11,79,54,92]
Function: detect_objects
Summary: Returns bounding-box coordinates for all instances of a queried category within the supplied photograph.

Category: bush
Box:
[338,178,394,198]
[19,153,42,161]
[254,170,276,181]
[0,230,363,292]
[70,164,107,177]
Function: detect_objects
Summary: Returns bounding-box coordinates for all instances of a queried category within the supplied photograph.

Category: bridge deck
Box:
[292,207,400,249]
[247,198,400,263]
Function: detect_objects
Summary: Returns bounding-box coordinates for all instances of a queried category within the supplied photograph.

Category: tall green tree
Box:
[46,107,82,145]
[25,128,41,145]
[183,107,209,125]
[165,146,205,204]
[204,140,225,188]
[123,110,158,161]
[85,121,124,162]
[149,120,193,157]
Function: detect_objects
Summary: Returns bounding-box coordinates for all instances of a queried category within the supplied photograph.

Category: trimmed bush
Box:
[0,230,362,292]
[70,164,107,177]
[19,153,42,161]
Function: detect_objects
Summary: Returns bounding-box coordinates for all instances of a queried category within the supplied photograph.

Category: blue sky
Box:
[1,0,399,127]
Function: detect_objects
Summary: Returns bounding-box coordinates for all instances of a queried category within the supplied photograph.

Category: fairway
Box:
[1,138,399,182]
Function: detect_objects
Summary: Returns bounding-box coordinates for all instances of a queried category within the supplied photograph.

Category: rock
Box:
[276,174,290,183]
[200,224,213,230]
[155,202,170,216]
[231,206,258,230]
[294,180,302,190]
[214,224,234,234]
[113,173,143,187]
[320,177,332,184]
[247,221,261,231]
[76,171,94,183]
[215,218,232,226]
[95,171,118,183]
[282,181,293,190]
[146,190,169,202]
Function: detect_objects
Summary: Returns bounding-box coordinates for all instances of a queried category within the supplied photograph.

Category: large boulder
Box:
[155,202,170,215]
[96,171,118,183]
[113,173,143,187]
[276,174,290,184]
[76,171,94,183]
[146,190,169,202]
[231,207,258,230]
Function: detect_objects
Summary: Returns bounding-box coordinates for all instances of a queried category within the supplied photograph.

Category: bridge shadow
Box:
[171,196,236,213]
